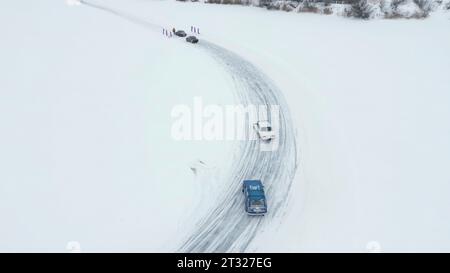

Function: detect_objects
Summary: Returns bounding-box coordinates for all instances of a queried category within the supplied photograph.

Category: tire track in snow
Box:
[79,0,162,31]
[179,42,297,252]
[79,0,298,252]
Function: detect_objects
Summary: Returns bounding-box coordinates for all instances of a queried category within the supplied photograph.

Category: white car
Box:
[253,120,275,141]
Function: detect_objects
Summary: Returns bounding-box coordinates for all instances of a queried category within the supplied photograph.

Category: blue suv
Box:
[242,180,267,215]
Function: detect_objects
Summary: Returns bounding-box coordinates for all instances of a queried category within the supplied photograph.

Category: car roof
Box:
[257,121,271,127]
[243,180,263,186]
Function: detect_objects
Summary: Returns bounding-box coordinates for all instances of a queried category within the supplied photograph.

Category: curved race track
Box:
[80,0,298,253]
[179,41,297,252]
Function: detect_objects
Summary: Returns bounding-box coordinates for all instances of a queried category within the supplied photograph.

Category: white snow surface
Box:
[1,0,450,252]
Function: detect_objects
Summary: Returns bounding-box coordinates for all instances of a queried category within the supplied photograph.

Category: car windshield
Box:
[250,199,265,208]
[260,126,272,132]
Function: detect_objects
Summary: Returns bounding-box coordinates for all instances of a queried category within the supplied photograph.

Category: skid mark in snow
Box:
[79,0,162,31]
[80,0,297,252]
[179,42,298,252]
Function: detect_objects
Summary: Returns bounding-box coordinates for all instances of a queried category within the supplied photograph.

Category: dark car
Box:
[186,36,199,44]
[242,180,267,215]
[175,30,187,37]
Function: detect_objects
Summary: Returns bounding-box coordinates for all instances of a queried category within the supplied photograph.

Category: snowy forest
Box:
[177,0,450,19]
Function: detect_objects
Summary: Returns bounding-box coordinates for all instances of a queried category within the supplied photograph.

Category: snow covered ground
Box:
[0,0,235,252]
[1,0,450,252]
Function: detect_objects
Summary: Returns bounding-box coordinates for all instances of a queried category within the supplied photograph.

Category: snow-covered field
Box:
[1,0,449,252]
